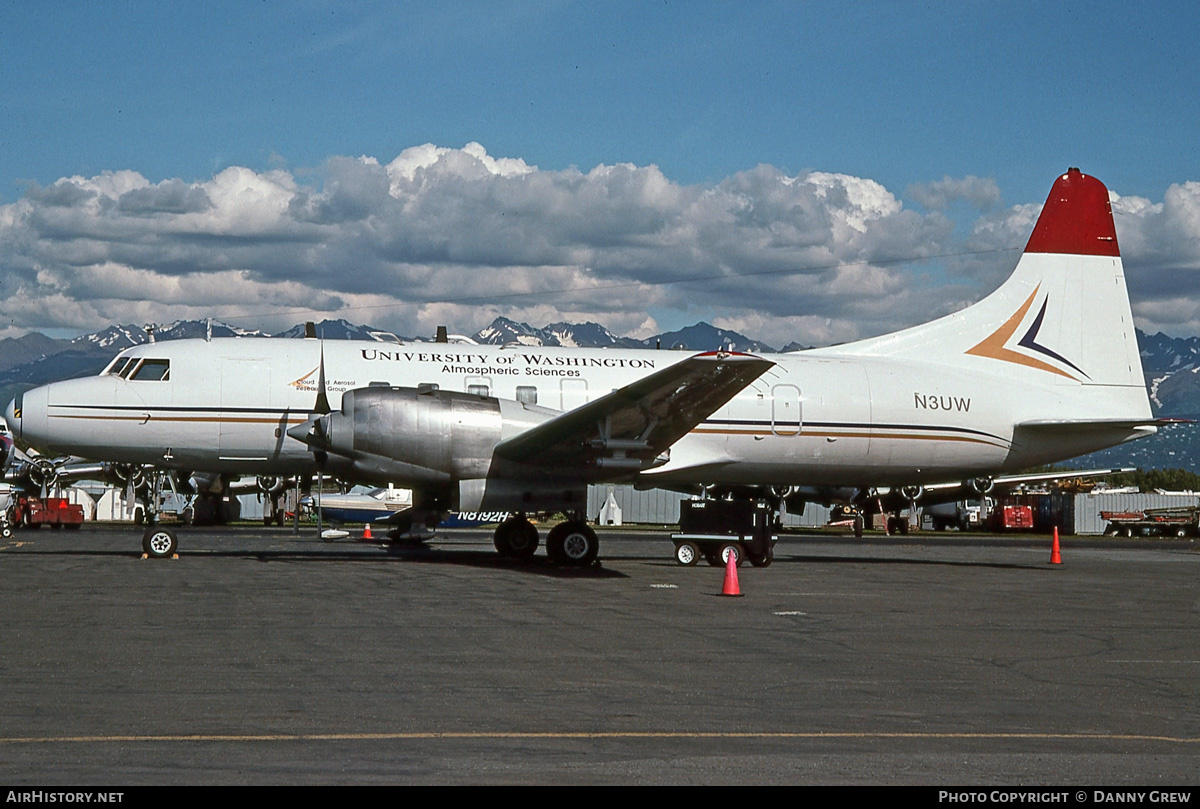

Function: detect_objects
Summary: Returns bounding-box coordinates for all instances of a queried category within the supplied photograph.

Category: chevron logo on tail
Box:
[965,285,1088,380]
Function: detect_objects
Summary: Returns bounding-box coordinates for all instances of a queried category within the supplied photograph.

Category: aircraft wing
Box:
[493,351,773,477]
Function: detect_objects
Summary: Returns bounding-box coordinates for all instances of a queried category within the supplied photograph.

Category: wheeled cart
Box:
[670,499,778,567]
[1101,507,1200,537]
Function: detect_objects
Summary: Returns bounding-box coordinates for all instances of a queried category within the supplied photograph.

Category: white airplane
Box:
[6,169,1156,562]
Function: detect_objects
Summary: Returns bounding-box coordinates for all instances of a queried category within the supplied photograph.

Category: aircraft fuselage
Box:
[7,336,1133,491]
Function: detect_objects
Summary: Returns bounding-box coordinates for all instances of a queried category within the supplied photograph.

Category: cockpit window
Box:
[127,358,170,381]
[103,357,136,378]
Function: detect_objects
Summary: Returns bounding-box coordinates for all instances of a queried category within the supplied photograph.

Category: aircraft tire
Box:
[493,517,539,559]
[547,521,598,567]
[674,542,700,566]
[853,515,864,538]
[142,526,178,558]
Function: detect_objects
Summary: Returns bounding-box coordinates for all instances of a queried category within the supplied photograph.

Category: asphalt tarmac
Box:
[1,523,1198,785]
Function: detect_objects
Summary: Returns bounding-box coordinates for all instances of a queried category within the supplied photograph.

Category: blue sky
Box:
[2,1,1199,344]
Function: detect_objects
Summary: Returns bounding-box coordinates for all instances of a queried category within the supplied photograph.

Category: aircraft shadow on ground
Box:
[2,540,628,579]
[630,553,1052,572]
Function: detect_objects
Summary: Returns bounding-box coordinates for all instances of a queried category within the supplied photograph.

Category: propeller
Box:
[283,343,336,539]
[27,456,60,497]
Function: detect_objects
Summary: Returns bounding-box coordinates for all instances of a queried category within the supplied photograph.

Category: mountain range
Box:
[2,317,1196,469]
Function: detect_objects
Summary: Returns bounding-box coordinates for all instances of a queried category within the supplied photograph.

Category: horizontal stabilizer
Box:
[1016,418,1161,433]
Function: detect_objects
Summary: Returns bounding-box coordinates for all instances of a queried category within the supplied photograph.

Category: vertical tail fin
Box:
[833,169,1146,395]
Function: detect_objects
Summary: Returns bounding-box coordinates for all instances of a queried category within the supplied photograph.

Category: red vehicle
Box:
[1101,507,1200,538]
[986,504,1035,532]
[13,497,85,530]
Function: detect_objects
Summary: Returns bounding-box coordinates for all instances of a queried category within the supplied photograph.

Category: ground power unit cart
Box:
[670,499,778,567]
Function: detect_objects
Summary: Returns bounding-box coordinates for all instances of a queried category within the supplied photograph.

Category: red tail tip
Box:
[1024,168,1120,257]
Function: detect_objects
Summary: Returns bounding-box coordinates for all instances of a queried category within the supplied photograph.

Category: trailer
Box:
[13,497,85,530]
[1101,506,1200,538]
[670,499,778,567]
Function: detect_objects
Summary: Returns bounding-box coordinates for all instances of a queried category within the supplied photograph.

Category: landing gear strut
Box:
[138,468,180,558]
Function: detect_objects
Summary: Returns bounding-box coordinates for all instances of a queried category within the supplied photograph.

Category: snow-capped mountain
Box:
[471,317,640,347]
[1138,331,1200,416]
[470,317,768,351]
[636,323,777,353]
[271,318,400,341]
[78,321,270,349]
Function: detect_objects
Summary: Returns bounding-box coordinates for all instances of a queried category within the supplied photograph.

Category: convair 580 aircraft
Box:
[7,169,1155,561]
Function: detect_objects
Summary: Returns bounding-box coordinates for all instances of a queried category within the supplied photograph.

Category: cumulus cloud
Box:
[907,175,1002,212]
[2,144,1198,346]
[1108,183,1200,337]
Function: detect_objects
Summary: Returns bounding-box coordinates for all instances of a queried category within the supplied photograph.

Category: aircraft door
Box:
[219,360,273,462]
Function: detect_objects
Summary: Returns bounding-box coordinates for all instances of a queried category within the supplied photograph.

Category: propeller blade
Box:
[314,344,331,416]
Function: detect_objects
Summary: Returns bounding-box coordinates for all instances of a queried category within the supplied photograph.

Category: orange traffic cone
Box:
[720,550,743,597]
[362,523,373,541]
[1050,526,1062,565]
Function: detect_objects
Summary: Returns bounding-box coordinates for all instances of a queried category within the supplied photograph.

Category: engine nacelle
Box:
[322,386,551,486]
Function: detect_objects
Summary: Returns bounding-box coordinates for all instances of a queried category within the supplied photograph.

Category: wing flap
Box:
[493,351,773,477]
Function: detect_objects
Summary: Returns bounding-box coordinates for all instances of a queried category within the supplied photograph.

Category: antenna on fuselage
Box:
[144,324,156,344]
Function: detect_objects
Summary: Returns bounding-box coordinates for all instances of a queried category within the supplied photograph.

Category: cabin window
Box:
[128,358,170,381]
[516,386,538,405]
[466,376,492,397]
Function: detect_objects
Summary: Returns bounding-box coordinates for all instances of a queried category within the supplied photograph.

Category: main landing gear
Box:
[492,513,599,567]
